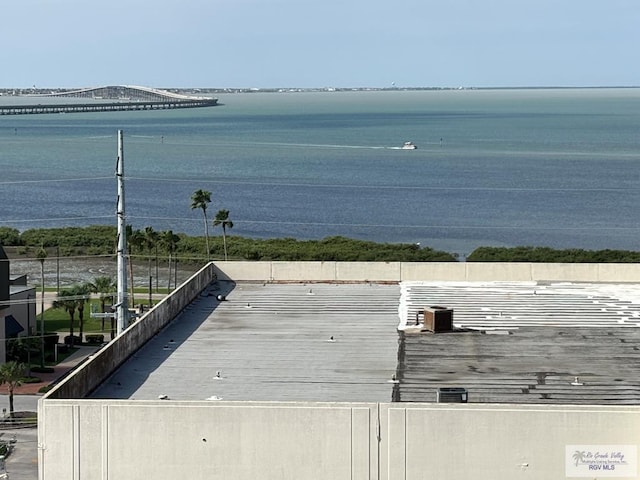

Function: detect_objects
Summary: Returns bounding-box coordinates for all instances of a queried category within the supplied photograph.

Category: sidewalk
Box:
[13,345,101,395]
[15,290,165,396]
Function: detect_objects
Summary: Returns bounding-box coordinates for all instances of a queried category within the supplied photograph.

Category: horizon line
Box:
[1,85,639,92]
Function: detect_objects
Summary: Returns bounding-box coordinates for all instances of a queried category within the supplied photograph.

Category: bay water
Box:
[1,88,639,257]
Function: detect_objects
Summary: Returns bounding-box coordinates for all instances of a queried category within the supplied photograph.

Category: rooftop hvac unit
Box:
[436,387,468,403]
[423,306,453,333]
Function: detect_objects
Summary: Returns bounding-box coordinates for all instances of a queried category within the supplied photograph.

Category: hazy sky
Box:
[2,0,638,88]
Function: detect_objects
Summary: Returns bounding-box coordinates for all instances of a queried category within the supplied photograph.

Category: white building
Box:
[38,262,640,480]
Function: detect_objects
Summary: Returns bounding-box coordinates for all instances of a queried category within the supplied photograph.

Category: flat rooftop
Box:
[91,281,640,405]
[92,282,401,402]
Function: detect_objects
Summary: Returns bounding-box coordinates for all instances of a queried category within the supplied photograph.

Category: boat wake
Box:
[238,141,414,150]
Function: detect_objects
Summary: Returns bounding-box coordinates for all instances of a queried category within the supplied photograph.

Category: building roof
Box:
[397,326,640,404]
[91,280,640,405]
[396,281,640,404]
[5,314,24,337]
[10,284,35,296]
[91,282,401,402]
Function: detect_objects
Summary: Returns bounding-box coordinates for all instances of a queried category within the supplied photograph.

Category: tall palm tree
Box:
[213,209,234,261]
[88,276,116,330]
[143,226,159,304]
[53,289,79,346]
[0,361,26,418]
[190,189,212,261]
[74,284,92,343]
[143,226,160,292]
[35,245,47,368]
[161,230,180,291]
[126,225,144,307]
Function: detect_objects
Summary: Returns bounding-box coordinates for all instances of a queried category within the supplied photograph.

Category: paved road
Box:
[0,396,40,480]
[1,426,38,480]
[0,397,39,415]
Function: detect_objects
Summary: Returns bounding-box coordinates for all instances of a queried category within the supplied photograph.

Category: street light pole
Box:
[36,247,48,368]
[26,294,31,377]
[40,262,45,368]
[56,245,60,294]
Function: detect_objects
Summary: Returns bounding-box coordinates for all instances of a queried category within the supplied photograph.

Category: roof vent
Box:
[423,306,453,333]
[436,387,468,403]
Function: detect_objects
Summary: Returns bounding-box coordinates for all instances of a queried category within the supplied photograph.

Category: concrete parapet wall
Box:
[213,261,640,283]
[530,262,600,282]
[379,403,640,480]
[400,262,467,281]
[597,263,640,282]
[39,400,640,480]
[465,262,533,281]
[42,263,216,400]
[213,261,272,281]
[271,261,338,281]
[335,262,401,282]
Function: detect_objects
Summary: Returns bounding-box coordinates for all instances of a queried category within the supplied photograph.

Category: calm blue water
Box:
[1,88,639,256]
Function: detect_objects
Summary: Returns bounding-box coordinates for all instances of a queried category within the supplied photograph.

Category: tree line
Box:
[5,223,640,263]
[2,186,638,263]
[466,246,640,263]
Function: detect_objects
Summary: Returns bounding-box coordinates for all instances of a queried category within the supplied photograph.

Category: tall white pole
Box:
[116,130,129,334]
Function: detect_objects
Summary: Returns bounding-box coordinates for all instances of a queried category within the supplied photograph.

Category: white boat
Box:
[401,141,417,150]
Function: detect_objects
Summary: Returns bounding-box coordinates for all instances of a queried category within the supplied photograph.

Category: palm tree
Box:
[126,225,144,307]
[190,189,212,261]
[0,361,26,418]
[35,245,47,368]
[161,230,180,291]
[53,289,79,346]
[74,284,92,343]
[213,209,234,261]
[143,226,159,303]
[88,276,116,330]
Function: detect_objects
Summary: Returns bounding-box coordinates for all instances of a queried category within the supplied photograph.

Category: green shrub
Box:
[467,246,640,263]
[12,226,460,263]
[0,227,22,246]
[21,225,117,252]
[11,225,640,265]
[64,335,82,346]
[85,334,104,344]
[20,376,42,384]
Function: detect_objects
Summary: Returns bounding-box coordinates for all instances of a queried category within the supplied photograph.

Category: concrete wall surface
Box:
[379,403,640,480]
[41,263,216,400]
[213,261,640,283]
[38,400,640,480]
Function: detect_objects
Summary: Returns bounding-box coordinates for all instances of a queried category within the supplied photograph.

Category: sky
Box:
[2,0,639,89]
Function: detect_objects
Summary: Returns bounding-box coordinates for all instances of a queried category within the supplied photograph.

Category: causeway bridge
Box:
[0,85,218,115]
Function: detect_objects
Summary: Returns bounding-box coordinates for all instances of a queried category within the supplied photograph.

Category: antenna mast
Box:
[116,130,129,333]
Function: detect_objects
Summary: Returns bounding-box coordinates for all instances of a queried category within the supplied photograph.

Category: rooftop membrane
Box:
[91,281,640,405]
[92,282,401,402]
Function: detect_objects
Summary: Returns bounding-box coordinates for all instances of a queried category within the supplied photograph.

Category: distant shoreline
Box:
[1,85,639,97]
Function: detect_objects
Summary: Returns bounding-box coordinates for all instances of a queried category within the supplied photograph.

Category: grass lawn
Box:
[43,286,172,294]
[42,297,161,336]
[42,299,111,335]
